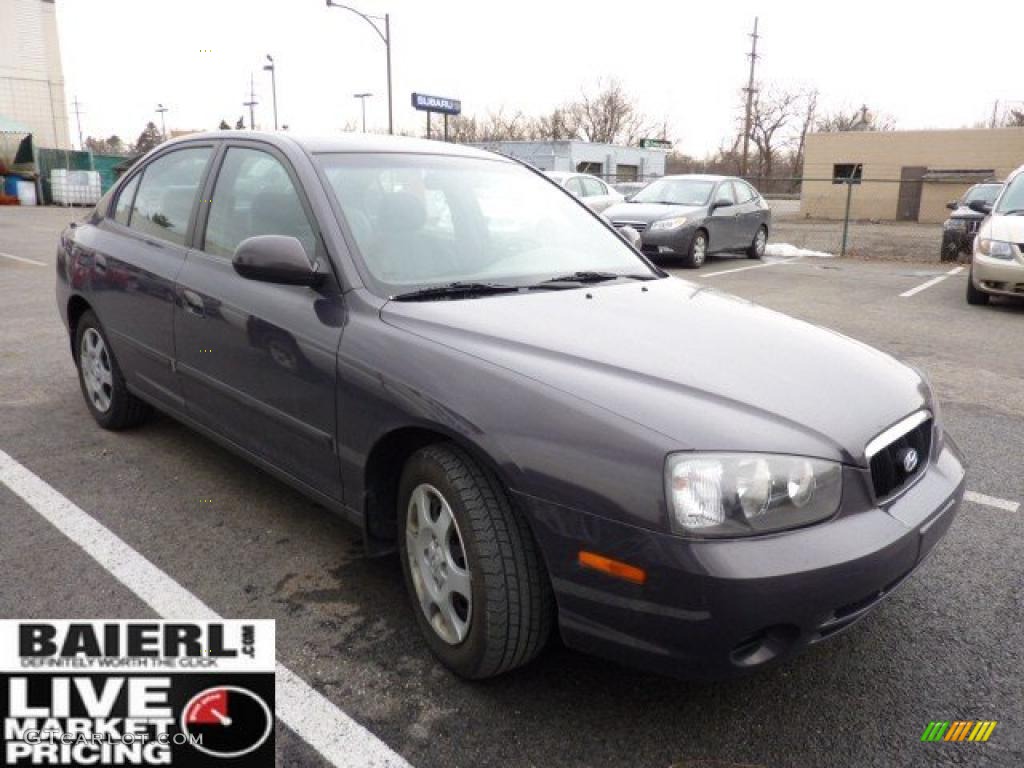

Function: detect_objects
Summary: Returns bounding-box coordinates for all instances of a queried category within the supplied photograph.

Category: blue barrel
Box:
[3,175,19,196]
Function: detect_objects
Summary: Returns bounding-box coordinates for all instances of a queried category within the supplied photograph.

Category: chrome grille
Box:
[866,411,932,500]
[613,221,647,233]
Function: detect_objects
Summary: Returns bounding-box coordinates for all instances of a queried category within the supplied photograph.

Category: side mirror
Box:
[967,200,993,215]
[710,198,733,211]
[233,235,324,286]
[624,193,636,202]
[617,225,642,250]
[945,201,958,210]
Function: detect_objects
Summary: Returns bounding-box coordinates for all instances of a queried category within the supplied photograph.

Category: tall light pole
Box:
[243,74,258,130]
[155,103,168,140]
[326,1,392,135]
[263,54,278,130]
[353,92,372,132]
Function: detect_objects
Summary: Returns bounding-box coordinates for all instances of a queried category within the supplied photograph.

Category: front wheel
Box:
[681,231,708,269]
[398,444,553,679]
[966,267,990,306]
[747,226,768,259]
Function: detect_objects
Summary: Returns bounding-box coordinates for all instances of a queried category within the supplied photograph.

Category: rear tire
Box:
[681,230,708,269]
[747,226,767,259]
[966,268,990,306]
[397,444,553,679]
[74,311,151,430]
[940,232,961,262]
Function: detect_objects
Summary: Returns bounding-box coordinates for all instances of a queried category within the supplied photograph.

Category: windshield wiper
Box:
[535,270,656,286]
[1000,208,1024,216]
[391,281,520,301]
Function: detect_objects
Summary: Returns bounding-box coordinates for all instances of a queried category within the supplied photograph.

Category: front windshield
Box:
[631,178,715,206]
[316,153,654,293]
[994,175,1024,214]
[964,184,1001,205]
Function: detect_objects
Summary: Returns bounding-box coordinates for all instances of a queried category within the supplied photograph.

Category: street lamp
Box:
[353,92,372,132]
[263,54,278,130]
[326,1,392,135]
[155,103,168,139]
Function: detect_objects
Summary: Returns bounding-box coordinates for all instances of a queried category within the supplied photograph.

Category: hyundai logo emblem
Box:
[901,448,919,474]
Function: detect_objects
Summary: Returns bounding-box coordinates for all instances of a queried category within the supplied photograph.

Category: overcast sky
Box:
[56,0,1023,155]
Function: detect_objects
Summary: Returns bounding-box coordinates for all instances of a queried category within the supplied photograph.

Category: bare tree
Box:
[533,107,581,141]
[790,88,818,181]
[817,105,895,132]
[747,85,802,181]
[571,78,652,145]
[1003,108,1024,128]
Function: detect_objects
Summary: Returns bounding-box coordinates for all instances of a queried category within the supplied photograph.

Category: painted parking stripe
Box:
[698,256,801,278]
[0,448,412,768]
[899,266,963,298]
[0,251,46,267]
[964,490,1020,513]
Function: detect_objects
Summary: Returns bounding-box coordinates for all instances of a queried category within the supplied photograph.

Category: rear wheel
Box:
[398,444,553,678]
[966,267,990,306]
[940,232,961,262]
[681,230,708,269]
[747,226,767,259]
[74,311,151,429]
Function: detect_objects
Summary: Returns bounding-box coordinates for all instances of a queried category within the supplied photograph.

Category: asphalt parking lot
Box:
[1,206,1022,768]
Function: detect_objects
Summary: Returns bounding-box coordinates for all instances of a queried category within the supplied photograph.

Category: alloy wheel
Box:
[693,235,707,265]
[80,328,113,413]
[405,483,473,645]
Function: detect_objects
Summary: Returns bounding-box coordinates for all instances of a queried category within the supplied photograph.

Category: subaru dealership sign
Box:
[411,93,461,116]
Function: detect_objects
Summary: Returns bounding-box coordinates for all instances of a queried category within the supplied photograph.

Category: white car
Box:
[967,164,1024,305]
[544,171,624,213]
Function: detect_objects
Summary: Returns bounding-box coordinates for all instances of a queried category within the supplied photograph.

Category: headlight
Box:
[943,219,967,230]
[665,453,842,537]
[978,238,1014,259]
[650,216,689,231]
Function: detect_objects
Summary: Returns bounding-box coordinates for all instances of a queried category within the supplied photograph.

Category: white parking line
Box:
[899,266,963,298]
[0,251,46,267]
[0,449,412,768]
[964,490,1020,513]
[698,256,801,278]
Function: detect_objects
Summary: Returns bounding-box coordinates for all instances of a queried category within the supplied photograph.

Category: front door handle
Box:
[182,289,205,317]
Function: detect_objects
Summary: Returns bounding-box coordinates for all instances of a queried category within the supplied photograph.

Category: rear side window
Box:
[129,147,212,246]
[734,181,756,204]
[203,147,316,259]
[564,177,585,196]
[113,175,140,226]
[581,177,606,197]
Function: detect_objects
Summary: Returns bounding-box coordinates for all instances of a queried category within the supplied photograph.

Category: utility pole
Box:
[990,100,1000,129]
[243,74,258,130]
[72,96,84,151]
[263,55,278,130]
[155,103,169,140]
[740,16,760,178]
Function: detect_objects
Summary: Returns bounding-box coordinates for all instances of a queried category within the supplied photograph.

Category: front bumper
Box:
[972,251,1024,297]
[519,438,966,679]
[636,225,696,257]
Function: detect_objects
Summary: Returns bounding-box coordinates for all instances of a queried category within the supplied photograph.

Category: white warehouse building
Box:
[471,140,667,181]
[0,0,71,148]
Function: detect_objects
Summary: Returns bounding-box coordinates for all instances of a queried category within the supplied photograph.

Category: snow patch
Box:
[764,243,835,259]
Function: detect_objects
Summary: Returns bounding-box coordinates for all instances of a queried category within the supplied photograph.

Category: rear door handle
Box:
[182,289,205,317]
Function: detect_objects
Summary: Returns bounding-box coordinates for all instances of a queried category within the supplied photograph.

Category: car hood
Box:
[381,278,928,465]
[603,202,705,224]
[982,213,1024,242]
[948,206,985,221]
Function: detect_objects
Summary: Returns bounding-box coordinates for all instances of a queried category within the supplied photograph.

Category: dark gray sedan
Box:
[604,174,771,268]
[56,132,964,681]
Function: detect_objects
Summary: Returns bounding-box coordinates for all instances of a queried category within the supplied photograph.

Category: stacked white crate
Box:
[51,169,102,205]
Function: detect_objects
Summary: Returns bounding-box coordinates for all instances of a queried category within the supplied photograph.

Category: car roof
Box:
[157,130,507,161]
[659,174,733,182]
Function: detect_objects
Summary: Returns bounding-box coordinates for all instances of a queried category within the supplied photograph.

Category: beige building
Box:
[0,0,70,149]
[801,128,1024,224]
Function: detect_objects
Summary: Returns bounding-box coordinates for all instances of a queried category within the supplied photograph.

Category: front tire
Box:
[74,311,151,429]
[966,267,990,306]
[398,444,553,679]
[747,225,767,259]
[681,230,708,269]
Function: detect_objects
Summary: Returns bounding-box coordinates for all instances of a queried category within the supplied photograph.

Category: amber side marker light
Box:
[578,551,647,585]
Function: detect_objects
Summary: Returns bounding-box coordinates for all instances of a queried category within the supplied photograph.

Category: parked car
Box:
[603,174,771,268]
[58,132,965,681]
[941,182,1002,262]
[966,166,1024,305]
[544,171,623,213]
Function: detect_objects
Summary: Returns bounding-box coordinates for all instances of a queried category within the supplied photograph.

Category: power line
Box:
[740,16,760,177]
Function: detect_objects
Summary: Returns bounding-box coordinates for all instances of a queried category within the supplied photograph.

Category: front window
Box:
[993,178,1024,214]
[316,153,655,294]
[630,178,715,206]
[964,184,1001,205]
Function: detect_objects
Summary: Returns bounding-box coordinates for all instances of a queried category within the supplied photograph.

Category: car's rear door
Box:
[86,144,214,411]
[733,180,764,246]
[173,140,344,500]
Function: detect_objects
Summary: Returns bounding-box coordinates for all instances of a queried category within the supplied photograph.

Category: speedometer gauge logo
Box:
[182,686,273,759]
